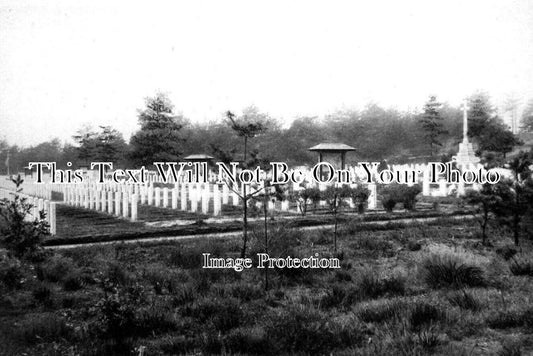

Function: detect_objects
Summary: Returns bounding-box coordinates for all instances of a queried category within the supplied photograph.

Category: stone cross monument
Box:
[453,99,480,168]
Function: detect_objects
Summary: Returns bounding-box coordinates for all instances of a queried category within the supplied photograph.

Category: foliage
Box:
[129,92,187,166]
[520,98,533,132]
[321,185,351,251]
[347,185,371,214]
[423,254,486,289]
[419,95,447,156]
[0,175,48,258]
[447,290,481,311]
[462,183,508,244]
[380,184,422,212]
[290,186,321,216]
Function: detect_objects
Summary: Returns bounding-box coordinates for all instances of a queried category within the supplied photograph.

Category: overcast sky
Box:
[1,0,532,147]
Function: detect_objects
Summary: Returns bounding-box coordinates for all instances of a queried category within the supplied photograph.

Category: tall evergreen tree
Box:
[129,93,186,167]
[419,96,446,156]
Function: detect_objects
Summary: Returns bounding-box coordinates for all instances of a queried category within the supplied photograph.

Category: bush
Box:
[358,271,406,299]
[63,272,84,291]
[291,187,321,216]
[169,239,225,269]
[499,338,522,356]
[347,185,371,214]
[510,259,533,276]
[447,290,481,311]
[496,245,518,261]
[320,283,360,309]
[380,184,422,212]
[0,176,48,258]
[182,297,243,333]
[407,240,422,251]
[0,252,28,290]
[423,254,486,289]
[266,305,363,354]
[224,327,272,355]
[357,300,405,323]
[16,313,74,344]
[37,254,77,283]
[486,311,524,329]
[32,282,53,306]
[408,302,445,331]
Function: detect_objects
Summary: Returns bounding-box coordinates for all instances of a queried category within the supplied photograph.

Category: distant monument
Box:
[453,99,480,168]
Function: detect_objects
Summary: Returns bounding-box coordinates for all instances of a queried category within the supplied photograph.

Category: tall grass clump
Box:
[423,254,486,289]
[447,290,481,311]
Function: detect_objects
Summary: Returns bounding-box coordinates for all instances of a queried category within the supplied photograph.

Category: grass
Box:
[2,216,533,355]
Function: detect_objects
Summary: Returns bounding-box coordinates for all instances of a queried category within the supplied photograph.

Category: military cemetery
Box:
[1,2,533,355]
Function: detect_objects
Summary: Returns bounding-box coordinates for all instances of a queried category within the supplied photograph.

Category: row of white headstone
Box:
[0,188,56,235]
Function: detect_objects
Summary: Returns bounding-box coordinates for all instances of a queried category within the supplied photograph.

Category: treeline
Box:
[0,91,526,174]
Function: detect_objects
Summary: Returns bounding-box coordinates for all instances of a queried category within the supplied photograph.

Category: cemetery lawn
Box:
[48,200,470,246]
[2,217,533,355]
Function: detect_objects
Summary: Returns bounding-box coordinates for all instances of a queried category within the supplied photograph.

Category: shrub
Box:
[320,284,360,309]
[169,239,225,269]
[266,305,363,354]
[92,280,145,345]
[510,259,533,276]
[486,311,524,329]
[0,252,27,290]
[0,175,48,258]
[423,254,486,289]
[63,271,84,291]
[172,283,197,306]
[499,338,522,356]
[224,327,272,355]
[105,261,132,286]
[357,300,405,323]
[136,302,177,335]
[347,185,371,214]
[407,240,422,251]
[17,313,74,344]
[32,282,53,306]
[380,184,422,212]
[228,282,263,301]
[37,254,77,283]
[447,290,481,311]
[408,302,445,331]
[496,245,518,261]
[358,271,406,299]
[291,187,321,216]
[182,297,243,333]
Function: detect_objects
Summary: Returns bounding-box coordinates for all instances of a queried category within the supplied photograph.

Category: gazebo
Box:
[183,154,214,163]
[309,143,356,178]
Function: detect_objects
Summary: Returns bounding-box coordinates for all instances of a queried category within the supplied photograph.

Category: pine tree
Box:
[419,96,446,156]
[129,93,186,167]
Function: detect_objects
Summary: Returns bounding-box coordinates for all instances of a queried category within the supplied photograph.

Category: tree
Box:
[520,98,533,132]
[419,96,446,156]
[291,186,321,216]
[129,93,186,167]
[468,91,495,139]
[73,124,98,166]
[252,179,285,290]
[498,151,533,246]
[476,120,521,158]
[462,184,505,244]
[0,175,48,258]
[225,108,269,258]
[322,185,350,252]
[347,185,370,214]
[96,126,127,165]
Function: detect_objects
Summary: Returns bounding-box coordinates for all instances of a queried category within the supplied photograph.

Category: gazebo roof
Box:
[183,154,214,160]
[308,143,356,152]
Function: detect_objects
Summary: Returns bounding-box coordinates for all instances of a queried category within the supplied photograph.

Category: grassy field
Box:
[1,215,533,355]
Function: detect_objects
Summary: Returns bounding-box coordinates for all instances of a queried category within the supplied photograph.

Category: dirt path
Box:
[45,214,474,250]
